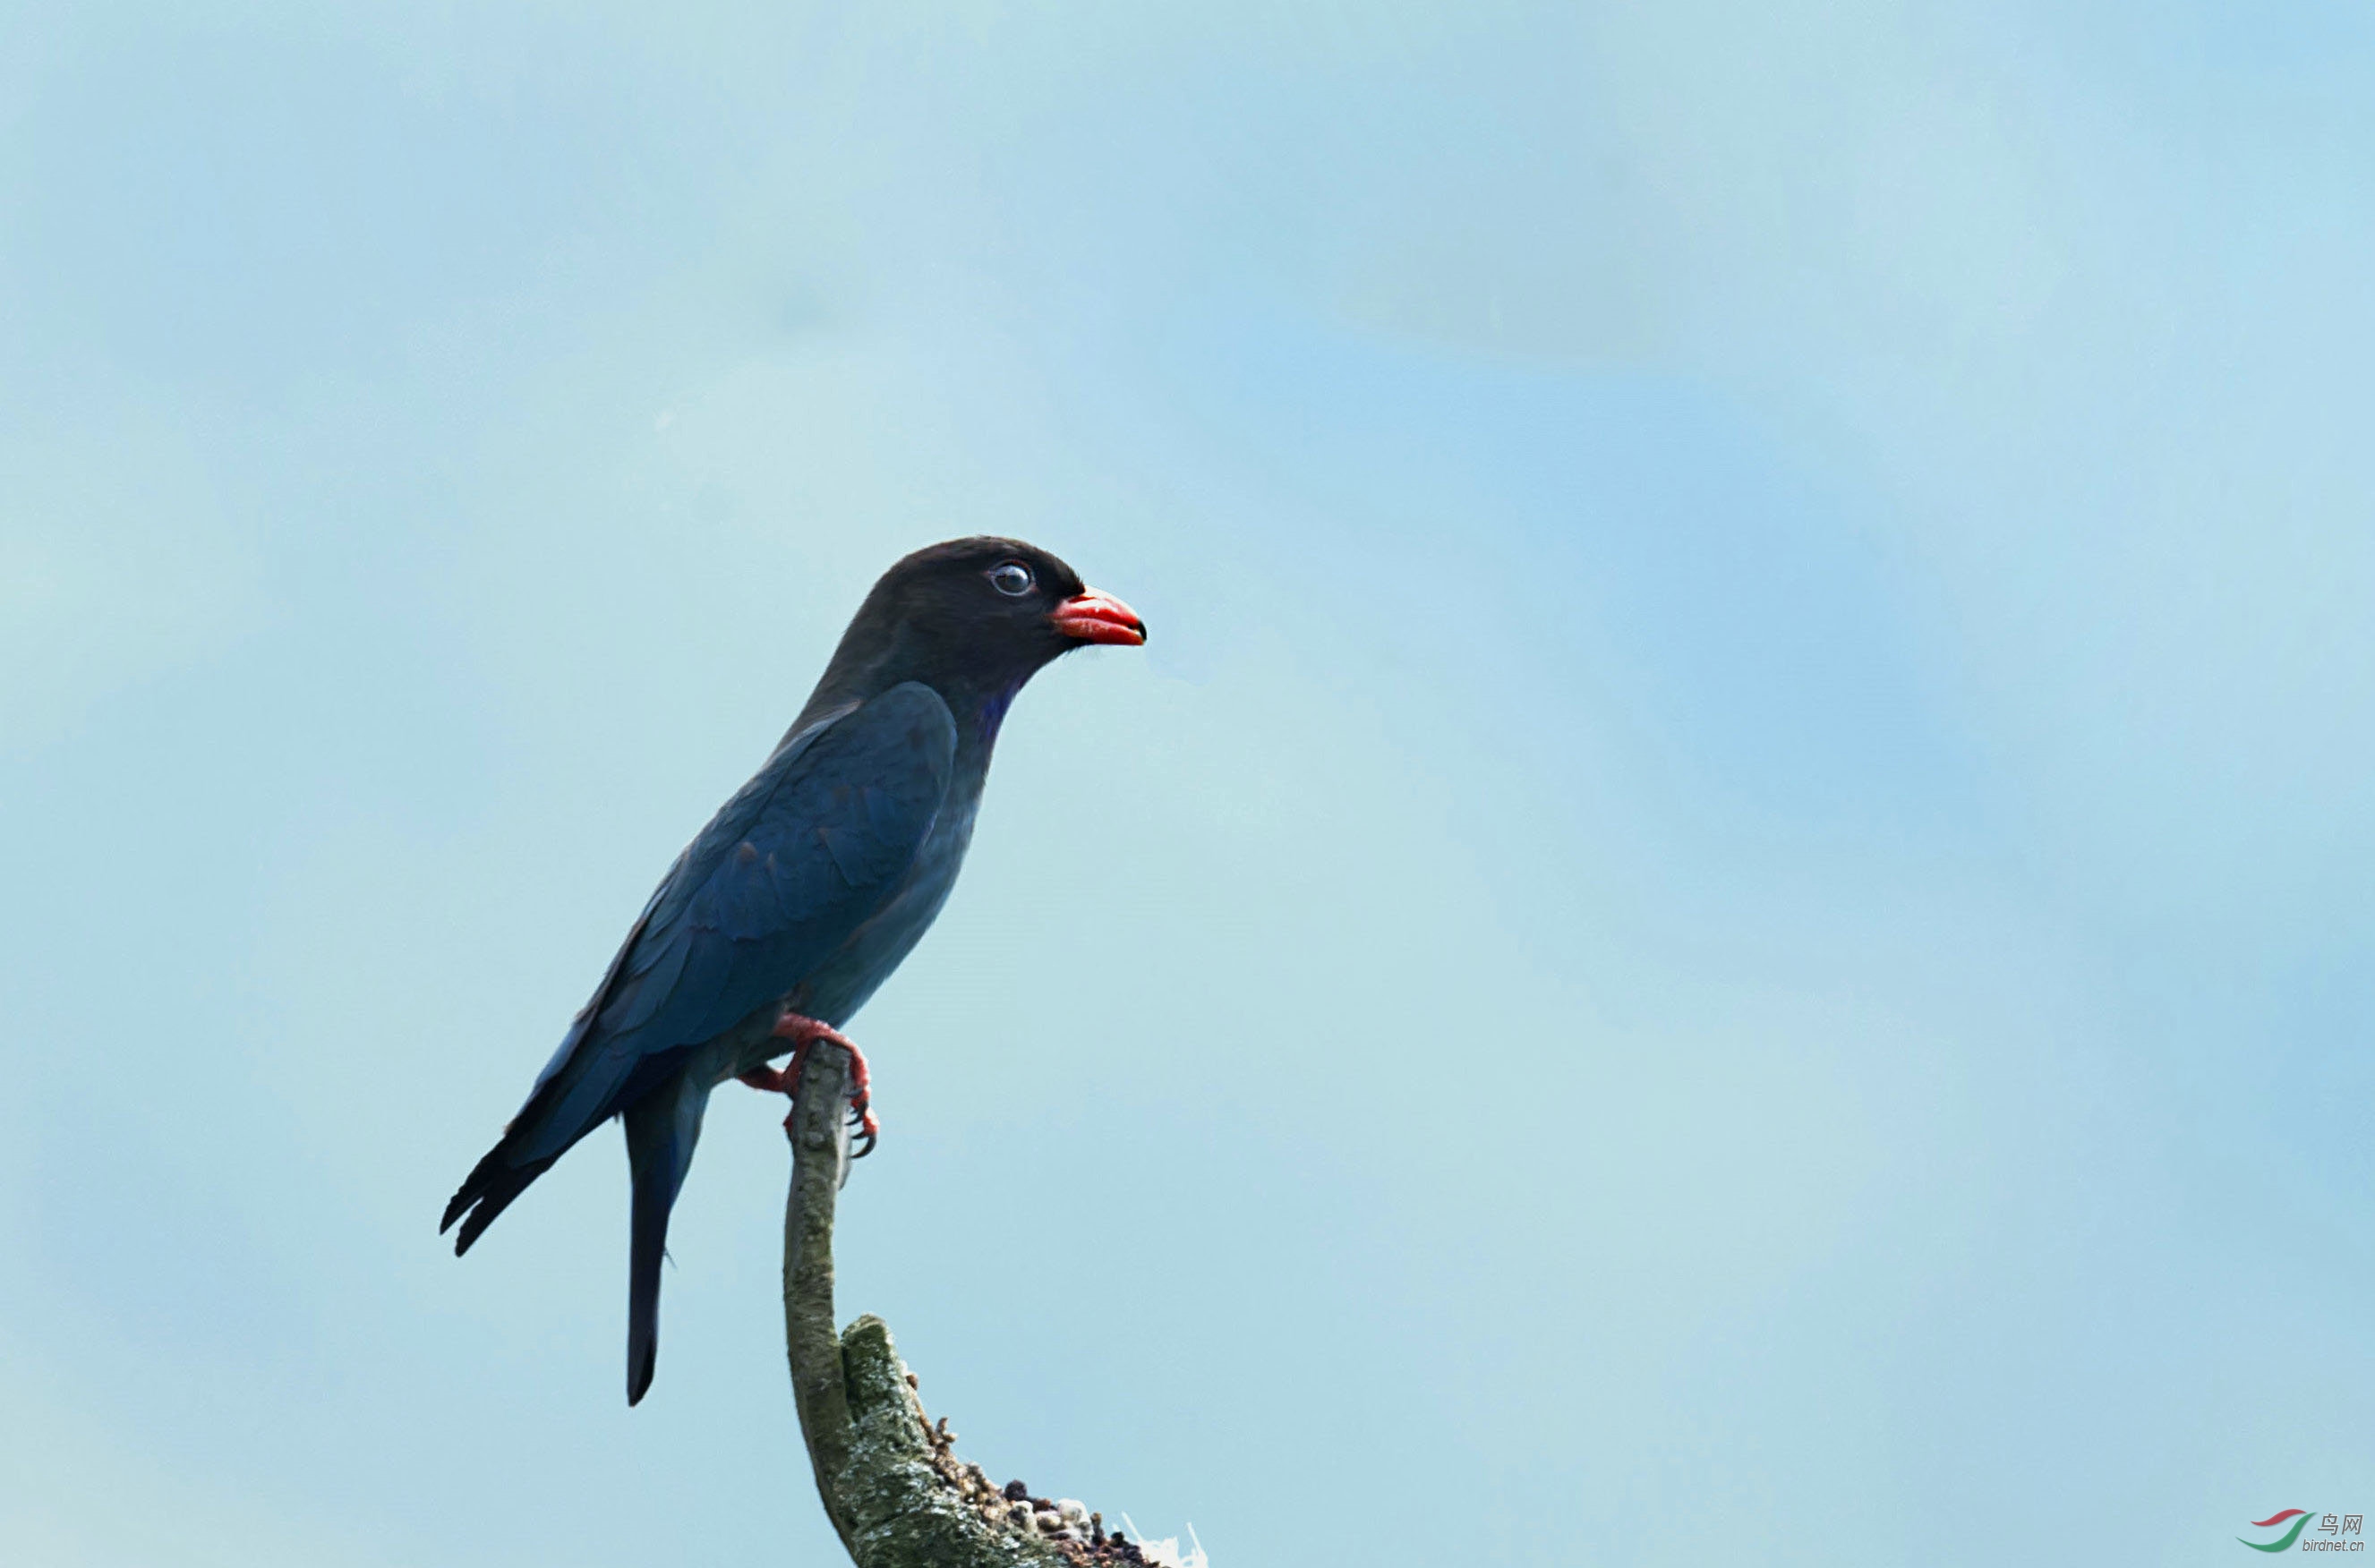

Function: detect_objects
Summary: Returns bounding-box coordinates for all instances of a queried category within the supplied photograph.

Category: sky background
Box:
[4,3,2371,1564]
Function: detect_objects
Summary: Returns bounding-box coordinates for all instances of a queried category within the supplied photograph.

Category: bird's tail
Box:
[623,1069,712,1406]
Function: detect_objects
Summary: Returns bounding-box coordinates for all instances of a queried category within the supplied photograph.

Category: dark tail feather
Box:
[442,1050,685,1253]
[623,1072,710,1407]
[441,1140,560,1256]
[624,1172,669,1407]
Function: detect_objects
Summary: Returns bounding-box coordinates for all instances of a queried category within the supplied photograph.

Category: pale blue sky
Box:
[3,4,2370,1564]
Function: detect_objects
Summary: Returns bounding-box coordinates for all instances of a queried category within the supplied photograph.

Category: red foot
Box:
[739,1010,878,1156]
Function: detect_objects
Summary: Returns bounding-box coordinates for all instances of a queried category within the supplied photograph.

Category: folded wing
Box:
[441,682,957,1251]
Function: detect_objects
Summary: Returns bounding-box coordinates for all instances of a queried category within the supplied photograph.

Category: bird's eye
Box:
[987,562,1034,597]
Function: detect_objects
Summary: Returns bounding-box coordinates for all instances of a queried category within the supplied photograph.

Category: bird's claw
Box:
[749,1010,879,1155]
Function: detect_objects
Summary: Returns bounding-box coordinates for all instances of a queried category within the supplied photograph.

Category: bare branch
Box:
[781,1044,1160,1567]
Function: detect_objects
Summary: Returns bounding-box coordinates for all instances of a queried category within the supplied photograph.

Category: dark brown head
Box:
[797,537,1145,733]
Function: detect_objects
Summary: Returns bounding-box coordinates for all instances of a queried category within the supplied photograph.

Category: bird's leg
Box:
[738,1010,877,1156]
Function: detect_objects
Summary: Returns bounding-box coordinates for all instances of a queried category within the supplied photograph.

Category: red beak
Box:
[1051,588,1147,646]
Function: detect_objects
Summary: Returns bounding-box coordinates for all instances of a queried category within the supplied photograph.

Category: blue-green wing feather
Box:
[442,683,956,1249]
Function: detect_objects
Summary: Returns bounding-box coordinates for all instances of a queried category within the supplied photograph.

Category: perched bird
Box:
[441,538,1145,1404]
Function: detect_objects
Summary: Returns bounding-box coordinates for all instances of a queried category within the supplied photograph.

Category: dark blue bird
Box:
[441,538,1145,1404]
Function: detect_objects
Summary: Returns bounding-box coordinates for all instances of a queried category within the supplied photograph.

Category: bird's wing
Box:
[443,682,955,1245]
[530,679,958,1148]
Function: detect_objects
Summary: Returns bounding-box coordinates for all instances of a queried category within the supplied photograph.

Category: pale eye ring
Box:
[987,561,1034,596]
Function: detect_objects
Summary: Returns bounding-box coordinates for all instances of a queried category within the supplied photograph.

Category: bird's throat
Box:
[970,671,1030,750]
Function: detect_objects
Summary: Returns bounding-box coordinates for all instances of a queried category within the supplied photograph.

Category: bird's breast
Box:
[771,781,986,1036]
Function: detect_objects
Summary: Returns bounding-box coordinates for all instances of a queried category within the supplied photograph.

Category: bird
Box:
[441,537,1146,1404]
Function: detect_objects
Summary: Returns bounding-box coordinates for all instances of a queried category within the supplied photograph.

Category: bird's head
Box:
[807,537,1146,722]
